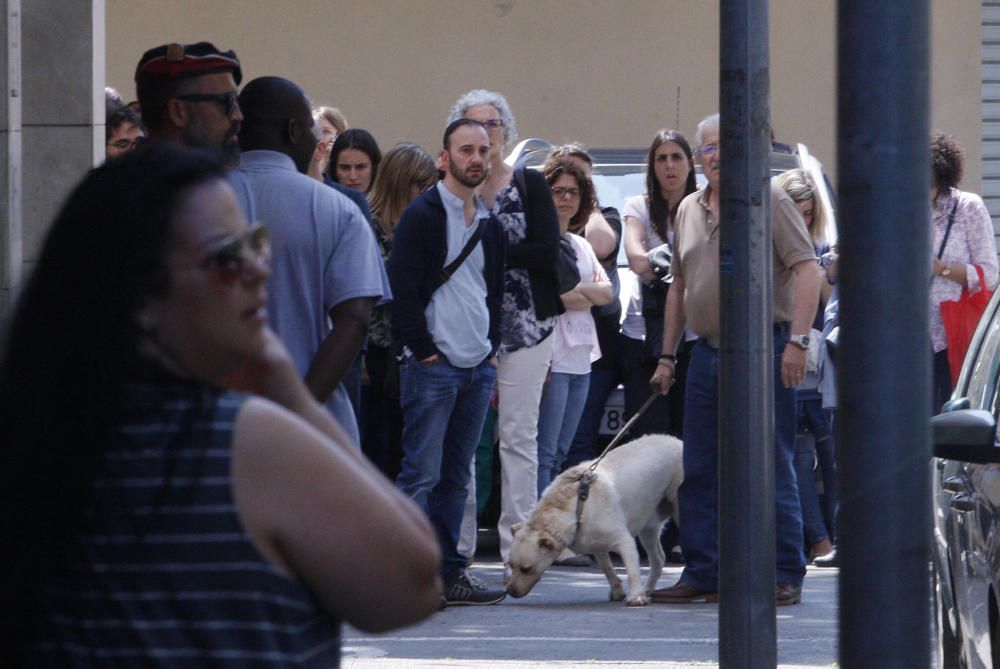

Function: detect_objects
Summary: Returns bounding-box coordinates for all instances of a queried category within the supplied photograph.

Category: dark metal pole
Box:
[837,1,931,667]
[718,0,774,666]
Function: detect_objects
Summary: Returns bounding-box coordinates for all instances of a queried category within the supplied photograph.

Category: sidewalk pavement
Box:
[344,555,840,668]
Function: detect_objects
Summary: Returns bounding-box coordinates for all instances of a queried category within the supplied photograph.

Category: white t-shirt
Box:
[621,194,695,343]
[552,233,607,375]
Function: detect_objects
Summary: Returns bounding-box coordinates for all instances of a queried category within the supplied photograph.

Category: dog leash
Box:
[569,392,661,535]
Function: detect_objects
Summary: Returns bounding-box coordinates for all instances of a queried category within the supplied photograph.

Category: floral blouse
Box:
[930,187,999,352]
[494,180,555,352]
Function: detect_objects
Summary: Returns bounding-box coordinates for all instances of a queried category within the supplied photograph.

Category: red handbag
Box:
[940,265,993,386]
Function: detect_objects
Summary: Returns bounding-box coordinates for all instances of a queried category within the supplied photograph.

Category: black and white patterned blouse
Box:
[494,181,555,352]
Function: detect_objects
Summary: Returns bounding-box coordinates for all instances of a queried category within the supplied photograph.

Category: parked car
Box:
[506,139,838,439]
[931,286,1000,668]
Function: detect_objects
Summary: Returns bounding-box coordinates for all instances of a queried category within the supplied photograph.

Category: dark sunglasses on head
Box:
[201,222,270,281]
[175,91,240,116]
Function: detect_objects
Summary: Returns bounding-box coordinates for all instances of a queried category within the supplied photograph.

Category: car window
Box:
[592,171,646,218]
[965,294,1000,412]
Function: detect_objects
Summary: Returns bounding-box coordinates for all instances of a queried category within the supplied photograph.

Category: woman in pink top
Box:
[929,131,999,410]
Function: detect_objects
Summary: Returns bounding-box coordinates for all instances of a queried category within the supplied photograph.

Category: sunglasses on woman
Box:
[200,222,270,282]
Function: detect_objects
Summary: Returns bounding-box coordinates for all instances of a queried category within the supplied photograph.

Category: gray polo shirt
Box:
[425,181,492,368]
[227,151,391,443]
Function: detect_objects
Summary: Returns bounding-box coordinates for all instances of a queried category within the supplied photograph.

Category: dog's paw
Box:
[625,592,649,607]
[609,584,626,601]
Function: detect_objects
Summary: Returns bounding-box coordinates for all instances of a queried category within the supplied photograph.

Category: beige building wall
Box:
[106,0,981,189]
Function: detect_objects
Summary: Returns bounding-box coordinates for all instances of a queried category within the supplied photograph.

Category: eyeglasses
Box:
[175,91,240,117]
[200,222,270,282]
[107,138,141,153]
[482,119,505,130]
[699,143,720,157]
[551,186,581,200]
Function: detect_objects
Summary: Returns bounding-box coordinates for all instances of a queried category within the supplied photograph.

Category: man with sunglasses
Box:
[648,113,821,607]
[134,42,243,167]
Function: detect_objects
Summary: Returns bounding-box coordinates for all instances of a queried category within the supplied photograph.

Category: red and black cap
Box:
[134,42,242,85]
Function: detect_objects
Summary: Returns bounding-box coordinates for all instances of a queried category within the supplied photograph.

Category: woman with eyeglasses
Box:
[776,167,838,564]
[363,142,439,479]
[446,89,563,574]
[0,144,441,667]
[105,88,146,159]
[623,130,698,439]
[536,158,612,496]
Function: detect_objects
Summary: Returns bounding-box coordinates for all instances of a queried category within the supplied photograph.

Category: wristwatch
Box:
[941,266,952,277]
[789,334,810,350]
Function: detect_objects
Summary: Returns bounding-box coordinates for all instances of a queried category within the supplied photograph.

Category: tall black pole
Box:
[718,0,775,667]
[837,1,931,667]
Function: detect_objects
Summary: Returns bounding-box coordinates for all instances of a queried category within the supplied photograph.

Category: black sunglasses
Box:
[200,223,270,281]
[175,91,240,117]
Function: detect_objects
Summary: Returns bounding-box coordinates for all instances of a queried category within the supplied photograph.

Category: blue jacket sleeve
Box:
[387,203,439,360]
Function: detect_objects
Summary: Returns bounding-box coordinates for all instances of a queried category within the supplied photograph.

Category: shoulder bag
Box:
[938,199,993,385]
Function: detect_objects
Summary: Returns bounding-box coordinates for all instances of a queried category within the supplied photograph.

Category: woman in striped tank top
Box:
[0,144,441,667]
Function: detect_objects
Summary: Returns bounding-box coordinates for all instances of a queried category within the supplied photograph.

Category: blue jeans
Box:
[564,332,624,468]
[537,371,591,495]
[794,397,837,546]
[678,332,806,592]
[396,356,496,580]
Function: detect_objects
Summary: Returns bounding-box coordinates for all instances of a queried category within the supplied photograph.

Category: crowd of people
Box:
[1,38,993,666]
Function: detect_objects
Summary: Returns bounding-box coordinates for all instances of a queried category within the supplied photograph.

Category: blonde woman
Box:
[776,167,837,563]
[364,143,439,478]
[307,106,348,180]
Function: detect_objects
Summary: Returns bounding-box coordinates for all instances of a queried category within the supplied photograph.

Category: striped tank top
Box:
[32,380,341,667]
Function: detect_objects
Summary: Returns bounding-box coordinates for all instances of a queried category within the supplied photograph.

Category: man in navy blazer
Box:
[388,119,506,606]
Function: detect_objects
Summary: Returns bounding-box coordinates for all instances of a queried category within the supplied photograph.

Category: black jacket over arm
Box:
[508,167,563,320]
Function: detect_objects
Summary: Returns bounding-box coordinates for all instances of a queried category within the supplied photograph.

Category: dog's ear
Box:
[511,522,523,537]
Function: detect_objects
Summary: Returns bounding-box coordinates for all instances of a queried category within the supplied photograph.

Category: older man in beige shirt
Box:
[649,113,821,606]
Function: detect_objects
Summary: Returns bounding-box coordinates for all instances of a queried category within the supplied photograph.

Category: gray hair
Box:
[446,89,518,146]
[695,113,720,153]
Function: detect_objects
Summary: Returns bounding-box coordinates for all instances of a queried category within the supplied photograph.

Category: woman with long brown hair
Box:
[363,142,439,479]
[622,129,698,437]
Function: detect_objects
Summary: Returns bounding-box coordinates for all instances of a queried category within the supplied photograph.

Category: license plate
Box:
[599,387,626,436]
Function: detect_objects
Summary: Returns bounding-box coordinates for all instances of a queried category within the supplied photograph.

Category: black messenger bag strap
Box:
[435,220,484,291]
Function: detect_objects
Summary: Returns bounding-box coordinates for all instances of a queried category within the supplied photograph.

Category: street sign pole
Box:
[718,0,775,666]
[837,1,931,667]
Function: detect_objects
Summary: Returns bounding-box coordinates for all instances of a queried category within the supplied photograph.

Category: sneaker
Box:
[444,570,506,606]
[813,547,839,568]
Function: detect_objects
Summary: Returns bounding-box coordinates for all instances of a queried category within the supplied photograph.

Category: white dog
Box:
[506,434,683,606]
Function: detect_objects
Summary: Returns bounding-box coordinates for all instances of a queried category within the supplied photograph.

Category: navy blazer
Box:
[387,184,506,362]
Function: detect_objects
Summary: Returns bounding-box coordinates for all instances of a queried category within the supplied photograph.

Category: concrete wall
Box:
[1,0,103,313]
[103,1,979,189]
